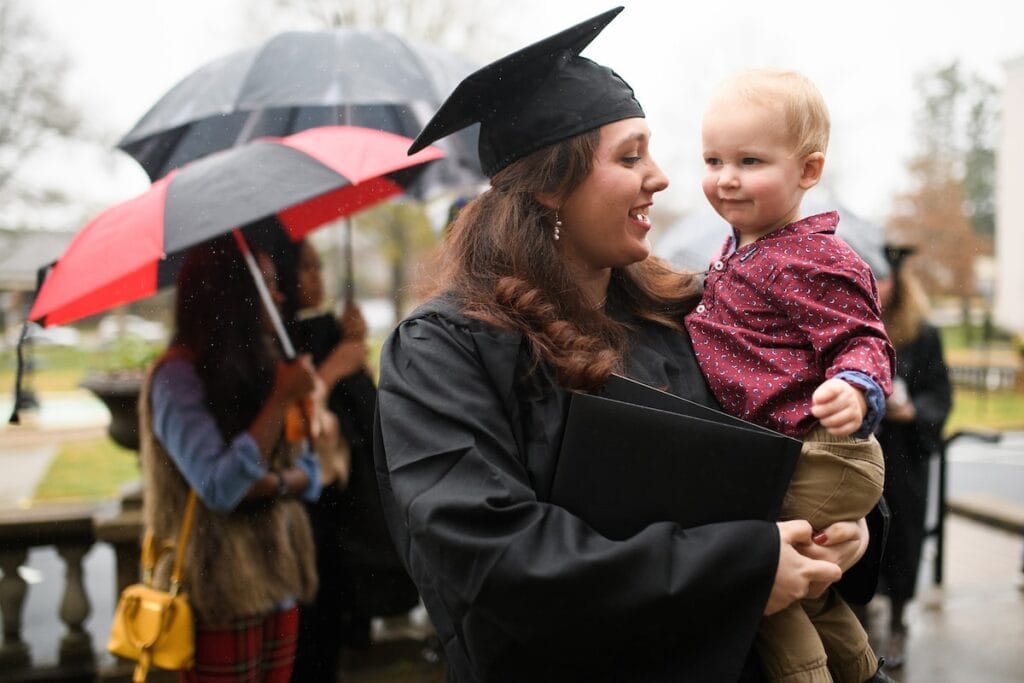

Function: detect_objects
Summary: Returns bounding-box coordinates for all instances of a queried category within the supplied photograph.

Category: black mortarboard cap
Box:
[884,244,917,273]
[408,7,644,177]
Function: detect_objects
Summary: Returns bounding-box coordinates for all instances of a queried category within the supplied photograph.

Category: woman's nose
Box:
[645,159,670,193]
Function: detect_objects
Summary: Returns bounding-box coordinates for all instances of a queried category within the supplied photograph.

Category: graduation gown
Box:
[878,323,952,602]
[374,295,883,682]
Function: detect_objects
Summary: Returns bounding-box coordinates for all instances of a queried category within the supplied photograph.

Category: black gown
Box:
[291,314,419,682]
[374,295,885,682]
[877,323,952,603]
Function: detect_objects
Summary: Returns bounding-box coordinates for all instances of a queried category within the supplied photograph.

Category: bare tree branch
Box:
[0,0,81,214]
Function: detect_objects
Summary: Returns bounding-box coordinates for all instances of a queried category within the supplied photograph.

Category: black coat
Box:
[374,296,884,682]
[292,314,419,617]
[291,314,420,681]
[878,323,952,602]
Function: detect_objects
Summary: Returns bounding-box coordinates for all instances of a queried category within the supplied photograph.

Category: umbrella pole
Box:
[231,229,297,361]
[344,217,354,308]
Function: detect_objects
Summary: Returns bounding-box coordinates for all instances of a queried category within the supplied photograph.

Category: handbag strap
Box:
[140,490,197,596]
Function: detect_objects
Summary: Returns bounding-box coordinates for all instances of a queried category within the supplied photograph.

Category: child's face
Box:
[701,98,820,246]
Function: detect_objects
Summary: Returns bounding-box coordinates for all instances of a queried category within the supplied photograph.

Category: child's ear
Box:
[799,152,825,189]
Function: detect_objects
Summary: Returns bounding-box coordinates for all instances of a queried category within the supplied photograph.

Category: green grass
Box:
[940,322,1017,350]
[2,346,89,392]
[33,437,140,503]
[2,339,163,394]
[946,388,1024,434]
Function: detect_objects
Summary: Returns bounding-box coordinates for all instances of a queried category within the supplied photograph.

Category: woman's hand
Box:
[250,356,317,459]
[800,518,870,596]
[765,520,842,615]
[319,338,368,387]
[885,398,916,423]
[313,409,351,487]
[340,304,368,342]
[801,518,869,571]
[273,355,318,403]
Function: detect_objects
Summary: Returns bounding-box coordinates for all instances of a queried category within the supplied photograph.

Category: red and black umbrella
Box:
[28,125,443,327]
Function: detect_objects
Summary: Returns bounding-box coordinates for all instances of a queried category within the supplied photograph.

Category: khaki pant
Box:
[756,426,885,682]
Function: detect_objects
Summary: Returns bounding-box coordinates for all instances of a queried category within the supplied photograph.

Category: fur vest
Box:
[139,355,317,624]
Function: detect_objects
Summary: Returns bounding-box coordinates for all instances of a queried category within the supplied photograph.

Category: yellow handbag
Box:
[108,491,197,682]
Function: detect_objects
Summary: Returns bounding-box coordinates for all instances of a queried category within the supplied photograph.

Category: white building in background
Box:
[994,56,1024,335]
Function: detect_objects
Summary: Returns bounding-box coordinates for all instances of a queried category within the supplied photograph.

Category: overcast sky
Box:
[19,0,1024,231]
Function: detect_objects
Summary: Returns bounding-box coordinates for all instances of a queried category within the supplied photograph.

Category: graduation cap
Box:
[408,6,644,177]
[884,244,917,273]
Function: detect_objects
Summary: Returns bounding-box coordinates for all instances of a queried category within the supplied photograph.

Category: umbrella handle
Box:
[231,229,297,360]
[7,322,30,425]
[233,230,314,444]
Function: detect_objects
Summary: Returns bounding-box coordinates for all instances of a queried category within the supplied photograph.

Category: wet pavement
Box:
[866,515,1023,682]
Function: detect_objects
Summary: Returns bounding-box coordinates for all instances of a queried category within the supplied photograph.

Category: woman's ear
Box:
[534,191,561,210]
[799,152,826,189]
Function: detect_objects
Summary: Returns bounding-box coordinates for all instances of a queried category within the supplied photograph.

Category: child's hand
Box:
[811,378,867,437]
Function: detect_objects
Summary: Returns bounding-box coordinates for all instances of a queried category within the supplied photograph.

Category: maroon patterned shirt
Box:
[684,211,894,437]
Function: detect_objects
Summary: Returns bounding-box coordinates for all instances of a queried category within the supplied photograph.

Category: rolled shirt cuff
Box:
[836,370,885,438]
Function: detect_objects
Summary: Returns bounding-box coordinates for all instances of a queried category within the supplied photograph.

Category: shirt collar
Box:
[725,210,839,257]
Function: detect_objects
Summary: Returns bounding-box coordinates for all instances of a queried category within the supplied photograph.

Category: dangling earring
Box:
[553,210,562,241]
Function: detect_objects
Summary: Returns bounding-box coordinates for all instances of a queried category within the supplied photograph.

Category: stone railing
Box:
[0,490,143,683]
[945,347,1023,391]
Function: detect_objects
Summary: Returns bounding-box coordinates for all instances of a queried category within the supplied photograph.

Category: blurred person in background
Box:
[874,245,953,668]
[263,230,420,681]
[141,236,326,682]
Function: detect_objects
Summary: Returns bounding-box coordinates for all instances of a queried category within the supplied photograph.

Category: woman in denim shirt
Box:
[140,235,328,682]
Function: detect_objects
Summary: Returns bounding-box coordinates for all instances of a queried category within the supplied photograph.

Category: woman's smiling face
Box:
[555,117,670,275]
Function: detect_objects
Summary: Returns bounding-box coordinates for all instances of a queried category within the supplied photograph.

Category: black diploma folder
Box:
[551,374,801,540]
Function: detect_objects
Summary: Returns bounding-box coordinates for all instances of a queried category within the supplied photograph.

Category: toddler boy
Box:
[685,69,895,683]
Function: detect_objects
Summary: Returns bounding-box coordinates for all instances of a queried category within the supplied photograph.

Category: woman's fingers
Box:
[340,304,368,340]
[778,519,814,545]
[767,521,842,615]
[803,518,870,572]
[276,355,317,400]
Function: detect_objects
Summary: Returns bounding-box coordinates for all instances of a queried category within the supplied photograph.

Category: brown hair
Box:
[173,236,276,439]
[883,269,930,349]
[430,129,700,391]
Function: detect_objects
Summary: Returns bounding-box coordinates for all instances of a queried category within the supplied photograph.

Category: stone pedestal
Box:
[80,373,143,451]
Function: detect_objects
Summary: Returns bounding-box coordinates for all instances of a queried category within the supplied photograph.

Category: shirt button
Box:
[713,260,725,271]
[696,304,707,314]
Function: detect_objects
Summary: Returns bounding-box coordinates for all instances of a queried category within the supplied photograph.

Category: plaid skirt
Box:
[180,606,299,683]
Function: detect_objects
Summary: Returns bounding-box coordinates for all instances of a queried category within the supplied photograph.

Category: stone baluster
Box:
[0,547,30,669]
[56,542,94,666]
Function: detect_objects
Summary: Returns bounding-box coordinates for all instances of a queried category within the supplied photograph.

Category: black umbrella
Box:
[117,29,484,199]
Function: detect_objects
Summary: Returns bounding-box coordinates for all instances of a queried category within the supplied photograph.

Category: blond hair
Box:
[883,270,930,349]
[712,68,830,157]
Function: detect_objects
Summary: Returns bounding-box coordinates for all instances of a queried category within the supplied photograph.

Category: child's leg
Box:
[756,603,832,682]
[763,429,884,681]
[781,427,884,530]
[804,590,877,683]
